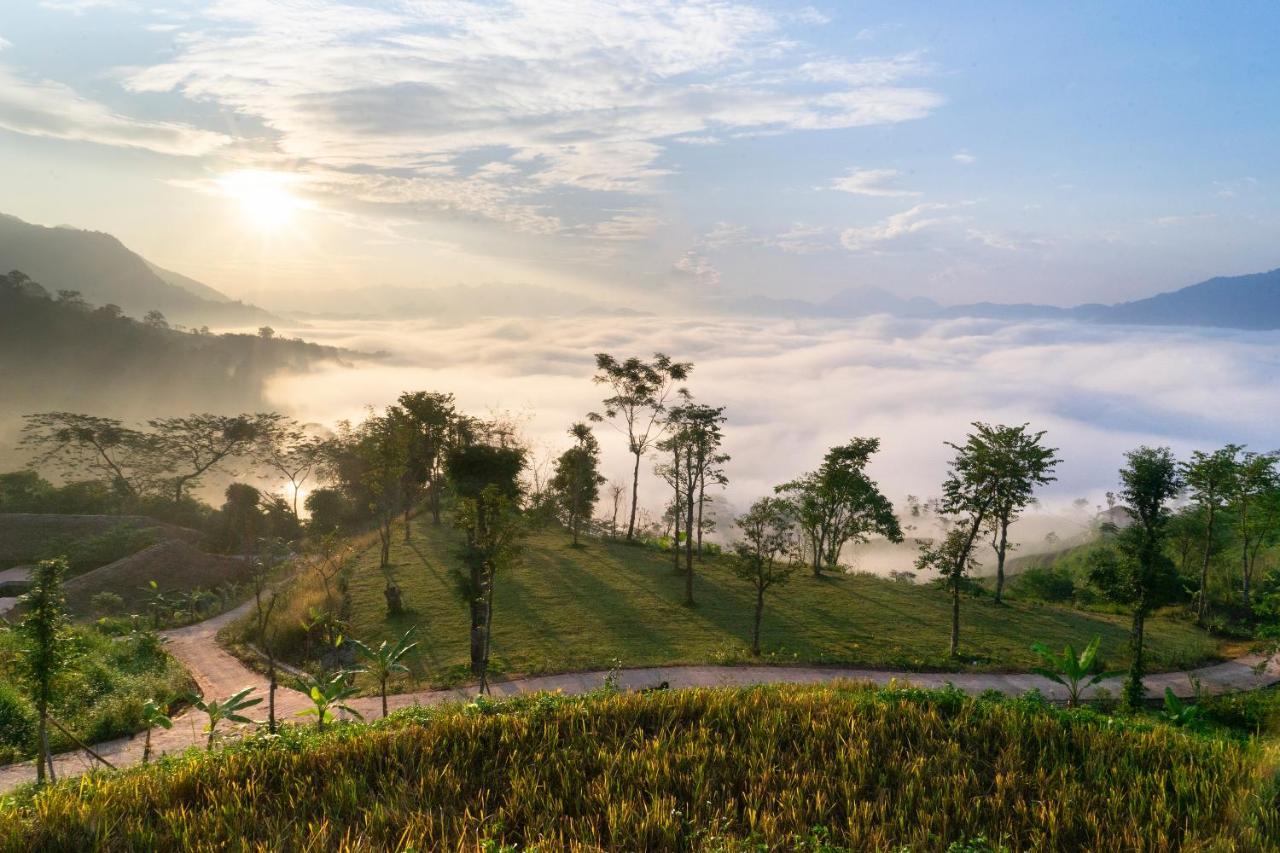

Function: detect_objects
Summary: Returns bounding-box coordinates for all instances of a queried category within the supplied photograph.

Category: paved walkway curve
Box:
[3,597,1278,794]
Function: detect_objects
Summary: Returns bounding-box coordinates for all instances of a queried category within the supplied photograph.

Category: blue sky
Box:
[0,0,1276,306]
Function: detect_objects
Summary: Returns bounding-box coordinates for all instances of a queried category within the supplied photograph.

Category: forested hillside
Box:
[0,272,364,449]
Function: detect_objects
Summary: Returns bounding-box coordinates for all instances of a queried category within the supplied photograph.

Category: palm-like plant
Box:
[191,687,262,750]
[1031,636,1122,708]
[349,627,418,718]
[296,671,364,731]
[140,699,172,764]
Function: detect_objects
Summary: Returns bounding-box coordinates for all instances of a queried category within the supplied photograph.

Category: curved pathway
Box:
[3,597,1278,794]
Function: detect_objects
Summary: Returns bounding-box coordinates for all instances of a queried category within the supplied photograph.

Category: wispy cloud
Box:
[0,58,228,156]
[110,0,941,229]
[840,202,962,251]
[829,167,920,197]
[952,150,976,165]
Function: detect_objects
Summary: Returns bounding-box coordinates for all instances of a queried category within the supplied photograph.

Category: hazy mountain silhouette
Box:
[721,270,1280,330]
[0,213,273,326]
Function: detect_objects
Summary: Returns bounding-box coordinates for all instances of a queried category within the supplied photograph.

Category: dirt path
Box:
[3,597,1278,794]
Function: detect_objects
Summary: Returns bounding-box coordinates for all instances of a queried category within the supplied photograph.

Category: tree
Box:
[1090,446,1183,710]
[446,439,527,693]
[589,352,692,540]
[17,558,71,784]
[915,527,980,658]
[140,699,173,765]
[1182,445,1241,622]
[919,426,1007,657]
[20,412,151,497]
[147,412,283,503]
[777,438,902,578]
[143,310,169,329]
[1230,451,1279,609]
[323,412,411,567]
[254,420,324,517]
[191,687,261,750]
[350,627,418,718]
[1030,636,1122,708]
[295,671,363,731]
[549,423,605,545]
[398,391,461,526]
[982,424,1060,603]
[730,497,798,655]
[249,537,289,732]
[605,480,627,537]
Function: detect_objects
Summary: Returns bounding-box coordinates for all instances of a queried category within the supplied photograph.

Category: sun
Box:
[217,170,307,232]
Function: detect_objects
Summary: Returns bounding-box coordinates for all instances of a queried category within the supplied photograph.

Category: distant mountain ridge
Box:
[0,213,273,326]
[715,270,1280,330]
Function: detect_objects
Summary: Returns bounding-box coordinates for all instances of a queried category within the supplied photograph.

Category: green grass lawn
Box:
[335,516,1221,691]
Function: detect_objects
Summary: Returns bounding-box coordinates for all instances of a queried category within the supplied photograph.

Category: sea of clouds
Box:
[265,313,1280,573]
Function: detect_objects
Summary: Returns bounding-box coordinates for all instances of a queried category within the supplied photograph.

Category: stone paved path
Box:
[3,597,1277,793]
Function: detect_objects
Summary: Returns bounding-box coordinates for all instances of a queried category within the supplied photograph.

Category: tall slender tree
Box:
[589,353,691,540]
[397,391,460,526]
[983,424,1060,604]
[1090,446,1183,710]
[921,425,1006,656]
[658,401,727,605]
[1230,450,1279,608]
[730,497,799,655]
[1182,445,1241,622]
[18,558,72,785]
[446,438,526,693]
[549,423,605,545]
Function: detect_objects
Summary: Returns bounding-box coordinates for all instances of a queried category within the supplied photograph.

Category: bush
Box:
[0,681,36,756]
[89,591,125,617]
[37,524,156,575]
[1013,565,1076,602]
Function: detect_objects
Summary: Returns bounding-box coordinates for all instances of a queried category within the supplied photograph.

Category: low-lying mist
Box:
[263,313,1280,576]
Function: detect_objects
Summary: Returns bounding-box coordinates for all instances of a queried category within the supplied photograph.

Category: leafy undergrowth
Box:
[3,684,1277,851]
[0,624,190,764]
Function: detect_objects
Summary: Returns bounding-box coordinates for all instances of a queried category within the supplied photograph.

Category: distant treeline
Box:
[0,270,364,419]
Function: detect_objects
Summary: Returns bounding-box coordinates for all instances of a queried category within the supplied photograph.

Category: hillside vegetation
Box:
[260,514,1221,689]
[0,273,362,427]
[2,684,1275,851]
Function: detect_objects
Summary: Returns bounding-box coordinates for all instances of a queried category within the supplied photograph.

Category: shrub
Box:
[0,681,36,755]
[1014,565,1076,602]
[89,591,124,617]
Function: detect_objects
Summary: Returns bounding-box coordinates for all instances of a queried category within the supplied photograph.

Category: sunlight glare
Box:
[217,170,307,232]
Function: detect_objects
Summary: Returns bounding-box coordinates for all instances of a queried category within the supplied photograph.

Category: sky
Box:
[0,1,1277,308]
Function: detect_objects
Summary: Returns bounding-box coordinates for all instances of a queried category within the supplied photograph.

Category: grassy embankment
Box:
[2,683,1277,851]
[263,514,1222,691]
[0,625,190,764]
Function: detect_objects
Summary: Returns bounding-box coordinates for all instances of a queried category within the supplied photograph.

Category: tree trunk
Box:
[1197,505,1215,623]
[479,574,497,694]
[949,577,960,658]
[36,702,47,785]
[1125,605,1147,710]
[268,662,277,734]
[626,450,641,540]
[381,678,389,719]
[143,728,152,765]
[994,518,1009,604]
[811,532,822,578]
[430,479,442,525]
[696,469,706,557]
[1242,530,1254,609]
[752,587,764,656]
[404,505,412,542]
[684,450,695,595]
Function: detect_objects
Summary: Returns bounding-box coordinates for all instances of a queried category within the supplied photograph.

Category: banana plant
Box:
[1031,636,1122,708]
[191,687,262,750]
[296,671,364,731]
[140,699,172,764]
[142,581,171,629]
[1160,687,1206,731]
[349,627,418,718]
